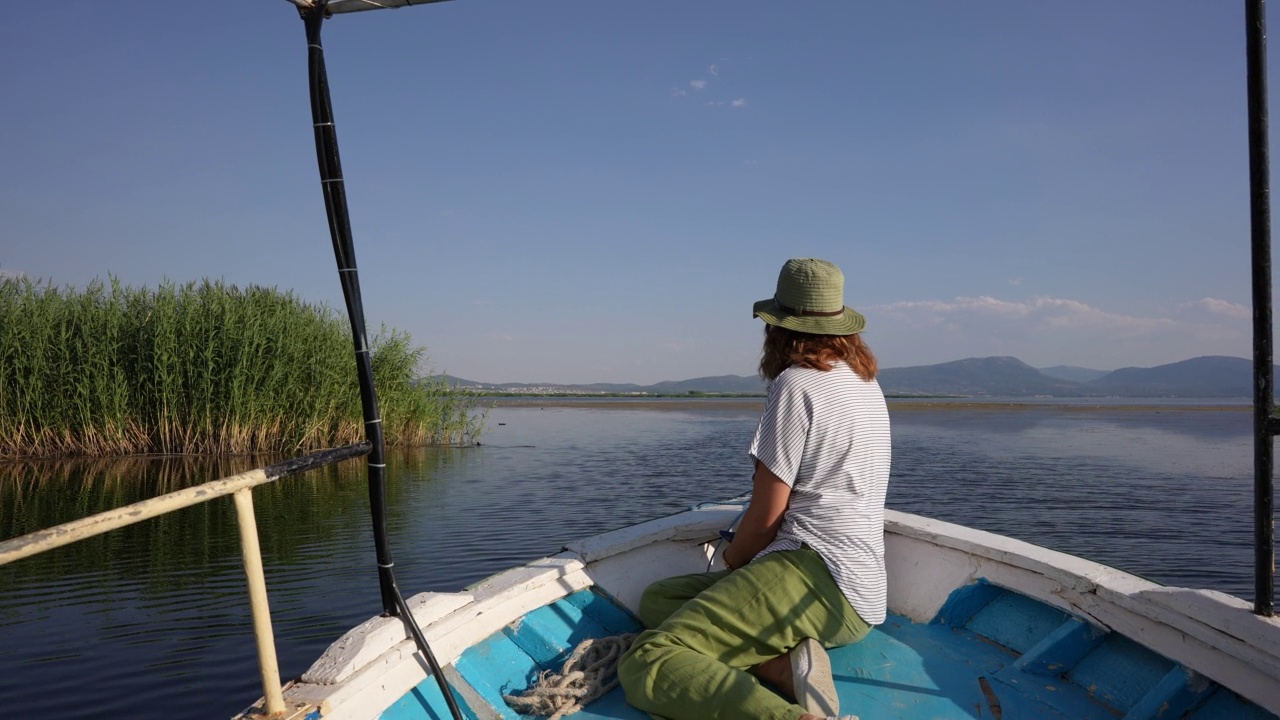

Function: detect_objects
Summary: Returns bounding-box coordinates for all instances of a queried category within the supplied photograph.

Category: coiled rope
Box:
[503,633,637,719]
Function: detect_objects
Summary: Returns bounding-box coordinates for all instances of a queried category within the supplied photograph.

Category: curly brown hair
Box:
[758,324,878,382]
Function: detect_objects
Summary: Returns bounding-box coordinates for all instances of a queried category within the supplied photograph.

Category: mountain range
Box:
[441,355,1265,398]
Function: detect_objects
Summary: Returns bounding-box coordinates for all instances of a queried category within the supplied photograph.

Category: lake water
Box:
[0,398,1268,720]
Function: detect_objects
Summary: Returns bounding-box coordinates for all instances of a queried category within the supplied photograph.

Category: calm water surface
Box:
[0,399,1266,720]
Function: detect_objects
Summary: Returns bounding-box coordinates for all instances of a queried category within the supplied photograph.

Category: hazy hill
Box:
[643,375,767,394]
[1038,365,1109,383]
[878,356,1083,397]
[1085,356,1257,397]
[441,355,1260,398]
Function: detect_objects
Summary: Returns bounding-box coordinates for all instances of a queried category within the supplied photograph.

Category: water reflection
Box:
[887,404,1260,595]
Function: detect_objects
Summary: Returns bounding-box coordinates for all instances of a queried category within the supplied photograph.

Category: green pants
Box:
[618,547,871,720]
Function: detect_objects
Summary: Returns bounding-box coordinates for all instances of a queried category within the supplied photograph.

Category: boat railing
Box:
[0,442,372,718]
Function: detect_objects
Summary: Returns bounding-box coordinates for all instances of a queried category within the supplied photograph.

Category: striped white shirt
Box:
[749,361,892,625]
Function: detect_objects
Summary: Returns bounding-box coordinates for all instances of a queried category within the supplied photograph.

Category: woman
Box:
[618,258,891,720]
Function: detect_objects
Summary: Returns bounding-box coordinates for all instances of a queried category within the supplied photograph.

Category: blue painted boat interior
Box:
[380,583,1278,720]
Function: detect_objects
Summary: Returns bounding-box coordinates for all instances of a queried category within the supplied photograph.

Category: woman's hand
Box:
[722,461,791,570]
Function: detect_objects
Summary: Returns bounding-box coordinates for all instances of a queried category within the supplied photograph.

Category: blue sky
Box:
[0,1,1264,384]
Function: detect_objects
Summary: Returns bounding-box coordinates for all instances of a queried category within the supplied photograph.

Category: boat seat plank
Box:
[504,599,614,669]
[964,589,1072,655]
[1010,617,1109,676]
[450,631,539,720]
[1121,667,1212,720]
[562,588,644,636]
[1066,634,1174,712]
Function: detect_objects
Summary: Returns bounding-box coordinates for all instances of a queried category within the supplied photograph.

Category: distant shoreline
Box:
[486,396,1251,412]
[446,356,1263,399]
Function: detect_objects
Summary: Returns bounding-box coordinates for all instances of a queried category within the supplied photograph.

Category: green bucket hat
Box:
[752,258,866,335]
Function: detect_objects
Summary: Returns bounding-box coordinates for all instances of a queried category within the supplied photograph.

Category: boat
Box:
[2,1,1278,719]
[256,502,1280,719]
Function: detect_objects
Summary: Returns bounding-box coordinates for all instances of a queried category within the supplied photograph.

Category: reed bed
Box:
[0,277,483,458]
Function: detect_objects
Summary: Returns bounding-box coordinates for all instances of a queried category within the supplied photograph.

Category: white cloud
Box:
[1185,297,1250,319]
[671,62,747,110]
[865,294,1250,369]
[1008,277,1022,286]
[872,295,1174,333]
[0,268,23,280]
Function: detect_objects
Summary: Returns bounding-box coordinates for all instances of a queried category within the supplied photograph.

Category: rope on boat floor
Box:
[504,633,637,719]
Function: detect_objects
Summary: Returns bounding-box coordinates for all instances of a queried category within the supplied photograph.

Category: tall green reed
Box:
[0,277,482,457]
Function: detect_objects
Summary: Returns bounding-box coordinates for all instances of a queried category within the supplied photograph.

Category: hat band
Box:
[776,301,844,317]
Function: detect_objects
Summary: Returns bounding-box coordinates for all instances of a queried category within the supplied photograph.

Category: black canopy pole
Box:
[1246,0,1276,617]
[301,5,397,618]
[299,5,465,717]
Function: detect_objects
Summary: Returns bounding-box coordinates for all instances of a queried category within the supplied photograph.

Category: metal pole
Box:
[1246,0,1276,617]
[297,6,465,717]
[234,488,286,716]
[301,3,398,618]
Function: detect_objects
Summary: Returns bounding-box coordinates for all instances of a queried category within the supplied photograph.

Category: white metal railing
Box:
[0,444,369,718]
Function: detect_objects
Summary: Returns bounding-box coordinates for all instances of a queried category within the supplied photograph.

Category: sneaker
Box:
[790,637,839,716]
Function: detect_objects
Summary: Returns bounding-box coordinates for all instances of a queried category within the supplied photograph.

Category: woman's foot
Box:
[790,638,839,715]
[753,638,840,716]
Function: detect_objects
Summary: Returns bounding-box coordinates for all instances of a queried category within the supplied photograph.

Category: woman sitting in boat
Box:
[618,257,891,720]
